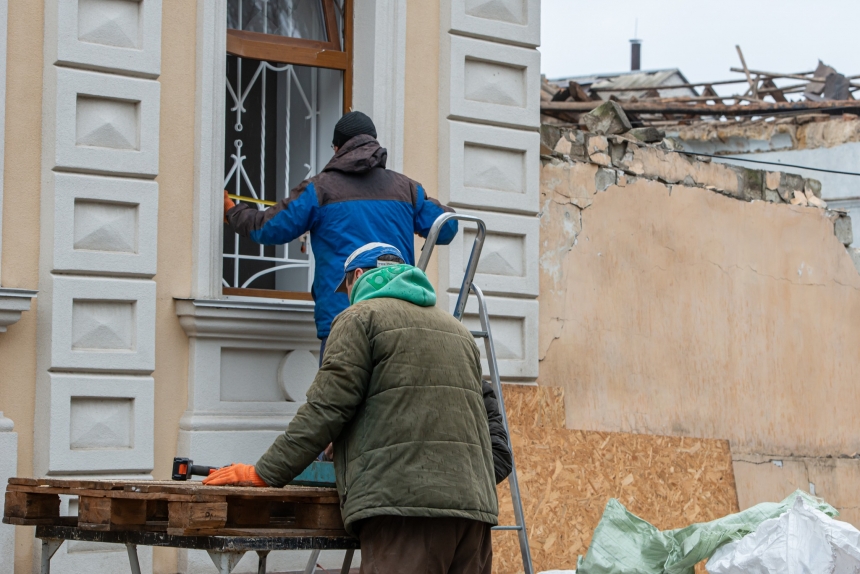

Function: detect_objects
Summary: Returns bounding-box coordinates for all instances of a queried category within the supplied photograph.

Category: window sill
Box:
[174,297,316,341]
[0,288,37,333]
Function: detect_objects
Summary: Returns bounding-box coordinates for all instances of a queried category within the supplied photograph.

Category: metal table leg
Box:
[303,548,322,574]
[256,550,270,574]
[127,543,142,574]
[207,550,246,574]
[340,548,355,574]
[39,539,63,574]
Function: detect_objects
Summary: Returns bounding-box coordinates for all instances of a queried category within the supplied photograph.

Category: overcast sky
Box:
[540,0,860,93]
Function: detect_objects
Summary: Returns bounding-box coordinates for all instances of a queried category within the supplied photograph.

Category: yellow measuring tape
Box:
[227,193,277,207]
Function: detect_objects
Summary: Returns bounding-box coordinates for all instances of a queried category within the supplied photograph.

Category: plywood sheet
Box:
[493,427,739,574]
[501,385,565,429]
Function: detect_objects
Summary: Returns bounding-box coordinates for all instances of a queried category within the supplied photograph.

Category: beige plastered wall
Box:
[404,0,441,288]
[538,158,860,526]
[150,2,197,571]
[1,1,44,571]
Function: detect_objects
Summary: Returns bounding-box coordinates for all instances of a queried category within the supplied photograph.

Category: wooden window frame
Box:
[222,0,353,301]
[226,0,353,114]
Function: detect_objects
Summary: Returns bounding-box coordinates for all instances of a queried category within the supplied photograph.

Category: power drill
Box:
[172,457,219,481]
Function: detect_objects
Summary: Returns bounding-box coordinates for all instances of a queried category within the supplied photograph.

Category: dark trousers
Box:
[358,516,492,574]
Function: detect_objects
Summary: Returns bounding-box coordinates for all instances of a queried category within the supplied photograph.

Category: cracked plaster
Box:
[538,148,860,523]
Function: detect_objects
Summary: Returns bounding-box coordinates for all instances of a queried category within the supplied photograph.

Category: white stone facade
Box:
[32,1,163,571]
[438,0,541,381]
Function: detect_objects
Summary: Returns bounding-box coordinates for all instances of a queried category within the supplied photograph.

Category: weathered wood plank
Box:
[167,501,228,534]
[5,484,225,502]
[78,497,147,531]
[295,503,344,530]
[4,491,59,520]
[4,516,78,526]
[226,497,272,527]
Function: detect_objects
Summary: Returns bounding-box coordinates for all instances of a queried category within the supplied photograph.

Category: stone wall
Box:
[670,115,860,245]
[539,127,860,525]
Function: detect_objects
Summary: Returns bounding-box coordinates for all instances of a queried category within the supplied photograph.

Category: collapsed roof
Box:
[542,57,860,129]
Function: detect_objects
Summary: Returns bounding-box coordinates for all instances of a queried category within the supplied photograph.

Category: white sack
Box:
[707,496,860,574]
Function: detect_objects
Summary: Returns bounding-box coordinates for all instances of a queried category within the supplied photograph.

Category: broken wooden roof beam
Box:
[540,99,860,117]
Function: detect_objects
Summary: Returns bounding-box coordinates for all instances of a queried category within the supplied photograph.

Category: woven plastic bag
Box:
[706,496,860,574]
[576,490,837,574]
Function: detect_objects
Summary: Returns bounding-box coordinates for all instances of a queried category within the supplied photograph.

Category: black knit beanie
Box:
[332,111,377,148]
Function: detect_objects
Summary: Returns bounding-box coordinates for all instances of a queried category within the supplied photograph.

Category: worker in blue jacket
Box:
[224,111,458,360]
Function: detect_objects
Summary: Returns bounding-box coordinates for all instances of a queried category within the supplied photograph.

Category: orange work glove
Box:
[223,190,236,223]
[202,463,268,487]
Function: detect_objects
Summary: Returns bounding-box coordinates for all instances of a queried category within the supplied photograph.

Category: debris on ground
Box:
[576,491,836,574]
[707,496,860,574]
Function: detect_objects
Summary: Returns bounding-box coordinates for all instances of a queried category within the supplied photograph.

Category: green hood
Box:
[350,264,436,307]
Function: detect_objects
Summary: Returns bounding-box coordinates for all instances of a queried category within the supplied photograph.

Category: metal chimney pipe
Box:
[630,39,641,71]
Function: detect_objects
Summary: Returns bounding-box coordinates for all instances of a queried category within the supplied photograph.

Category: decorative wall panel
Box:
[70,397,134,449]
[73,201,138,253]
[78,0,141,49]
[47,373,153,473]
[75,96,139,150]
[440,120,539,213]
[50,67,159,176]
[441,34,539,129]
[439,208,539,296]
[50,275,154,373]
[51,0,162,77]
[464,144,525,193]
[53,172,158,277]
[464,58,526,108]
[445,292,538,380]
[71,300,135,351]
[220,348,288,402]
[441,0,539,47]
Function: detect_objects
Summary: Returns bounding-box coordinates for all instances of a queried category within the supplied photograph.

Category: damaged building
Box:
[526,73,860,567]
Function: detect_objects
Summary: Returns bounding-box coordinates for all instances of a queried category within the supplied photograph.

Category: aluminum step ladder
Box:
[417,213,534,574]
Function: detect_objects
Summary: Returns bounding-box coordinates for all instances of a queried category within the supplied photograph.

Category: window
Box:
[222,0,352,299]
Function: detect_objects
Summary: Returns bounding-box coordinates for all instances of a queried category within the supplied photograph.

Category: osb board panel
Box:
[501,385,565,429]
[493,427,739,574]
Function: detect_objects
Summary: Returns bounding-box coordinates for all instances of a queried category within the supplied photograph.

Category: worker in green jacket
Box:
[204,243,499,573]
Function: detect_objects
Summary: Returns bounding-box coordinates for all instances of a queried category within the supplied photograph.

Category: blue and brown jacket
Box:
[226,134,457,338]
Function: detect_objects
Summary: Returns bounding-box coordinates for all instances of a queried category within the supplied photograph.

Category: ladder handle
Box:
[417,213,487,321]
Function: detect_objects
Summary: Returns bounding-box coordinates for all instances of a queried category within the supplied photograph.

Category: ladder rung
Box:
[470,330,488,338]
[491,525,523,531]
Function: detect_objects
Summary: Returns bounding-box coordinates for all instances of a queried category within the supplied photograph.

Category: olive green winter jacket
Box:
[255,264,498,535]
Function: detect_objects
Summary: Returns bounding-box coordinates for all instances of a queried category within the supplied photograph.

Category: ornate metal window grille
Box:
[222,0,351,298]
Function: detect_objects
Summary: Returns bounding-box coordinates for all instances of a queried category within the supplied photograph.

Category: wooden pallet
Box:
[4,478,346,537]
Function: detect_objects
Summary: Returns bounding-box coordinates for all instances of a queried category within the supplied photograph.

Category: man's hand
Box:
[202,463,268,487]
[223,190,236,223]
